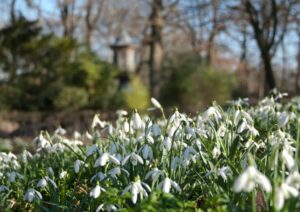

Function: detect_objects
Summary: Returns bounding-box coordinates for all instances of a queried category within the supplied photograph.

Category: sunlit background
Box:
[0,0,299,150]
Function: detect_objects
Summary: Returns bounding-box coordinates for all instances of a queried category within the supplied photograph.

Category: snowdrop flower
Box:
[90,184,105,199]
[171,157,180,170]
[24,188,42,202]
[203,106,222,121]
[47,167,55,177]
[95,204,104,212]
[275,182,299,210]
[73,131,81,140]
[37,178,47,188]
[212,146,221,158]
[282,149,295,170]
[0,185,9,193]
[158,177,181,193]
[105,204,118,211]
[94,153,120,167]
[122,153,144,166]
[117,110,128,117]
[8,171,23,183]
[34,134,51,150]
[108,167,129,179]
[162,137,172,151]
[22,150,32,163]
[141,144,153,160]
[90,172,106,182]
[85,131,93,140]
[145,168,163,181]
[59,171,68,179]
[238,119,248,133]
[132,112,143,130]
[233,166,271,193]
[151,97,162,109]
[86,144,98,157]
[122,179,150,204]
[54,126,67,136]
[217,166,232,181]
[74,160,84,173]
[92,114,105,129]
[151,124,161,137]
[278,112,289,128]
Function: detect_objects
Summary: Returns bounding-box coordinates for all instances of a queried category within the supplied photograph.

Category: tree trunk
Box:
[261,49,276,94]
[206,0,218,67]
[149,0,164,98]
[296,32,300,93]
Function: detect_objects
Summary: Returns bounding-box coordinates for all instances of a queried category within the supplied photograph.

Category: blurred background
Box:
[0,0,300,150]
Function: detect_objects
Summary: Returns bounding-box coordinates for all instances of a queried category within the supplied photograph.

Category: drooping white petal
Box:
[90,185,101,199]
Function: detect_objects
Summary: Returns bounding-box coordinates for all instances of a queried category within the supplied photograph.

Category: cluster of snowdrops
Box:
[1,91,300,211]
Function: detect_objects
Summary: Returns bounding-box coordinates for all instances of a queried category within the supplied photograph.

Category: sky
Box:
[0,0,299,72]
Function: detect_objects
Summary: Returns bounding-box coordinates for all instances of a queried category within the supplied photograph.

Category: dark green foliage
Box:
[161,54,236,111]
[0,18,118,111]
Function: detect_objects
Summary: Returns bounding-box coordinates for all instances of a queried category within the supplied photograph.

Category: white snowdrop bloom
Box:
[158,177,181,193]
[145,168,163,181]
[73,131,81,140]
[92,114,105,129]
[85,131,93,140]
[90,185,105,199]
[169,110,182,126]
[275,183,299,210]
[117,110,128,117]
[50,143,65,153]
[248,125,259,137]
[45,176,58,189]
[186,126,196,139]
[282,149,295,170]
[8,171,23,183]
[183,146,197,160]
[90,172,106,182]
[151,124,161,137]
[11,160,20,169]
[0,185,9,193]
[122,153,144,166]
[286,171,300,187]
[94,153,120,167]
[217,166,232,181]
[59,171,68,179]
[277,112,289,128]
[151,97,162,109]
[233,166,272,193]
[123,120,130,133]
[86,144,98,157]
[212,146,221,158]
[217,124,227,137]
[54,126,67,135]
[74,160,84,173]
[108,167,129,179]
[132,112,143,130]
[95,204,104,212]
[122,179,150,204]
[24,188,42,202]
[146,134,155,144]
[105,204,118,211]
[34,134,51,150]
[238,119,248,133]
[47,167,55,177]
[37,178,47,188]
[22,150,32,163]
[171,157,180,170]
[141,144,153,160]
[162,137,172,151]
[203,106,222,121]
